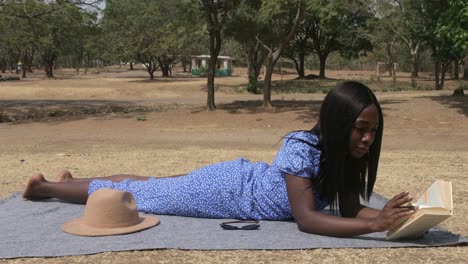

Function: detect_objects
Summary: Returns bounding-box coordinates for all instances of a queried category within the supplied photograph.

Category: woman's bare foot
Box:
[55,170,74,183]
[23,174,49,200]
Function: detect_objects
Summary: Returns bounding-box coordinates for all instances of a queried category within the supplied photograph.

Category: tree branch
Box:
[255,36,272,54]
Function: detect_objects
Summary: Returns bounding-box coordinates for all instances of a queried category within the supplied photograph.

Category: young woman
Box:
[23,81,415,237]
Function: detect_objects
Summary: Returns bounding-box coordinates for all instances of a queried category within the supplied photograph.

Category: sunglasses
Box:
[220,220,260,230]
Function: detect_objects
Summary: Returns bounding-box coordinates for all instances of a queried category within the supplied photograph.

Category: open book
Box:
[386,180,453,240]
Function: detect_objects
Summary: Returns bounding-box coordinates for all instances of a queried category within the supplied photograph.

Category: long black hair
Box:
[311,81,384,210]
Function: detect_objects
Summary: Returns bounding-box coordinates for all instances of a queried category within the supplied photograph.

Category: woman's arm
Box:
[285,174,414,237]
[339,192,380,219]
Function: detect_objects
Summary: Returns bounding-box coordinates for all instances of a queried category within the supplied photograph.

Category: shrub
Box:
[246,75,261,94]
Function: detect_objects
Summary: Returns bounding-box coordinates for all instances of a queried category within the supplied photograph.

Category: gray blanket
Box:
[1,192,467,259]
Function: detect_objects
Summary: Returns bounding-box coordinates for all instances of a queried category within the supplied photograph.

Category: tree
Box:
[64,11,102,74]
[368,4,401,79]
[102,0,199,79]
[37,2,89,78]
[434,0,467,92]
[0,4,18,73]
[102,0,165,80]
[258,0,304,107]
[283,17,315,79]
[464,57,468,82]
[157,1,207,77]
[0,0,40,77]
[422,0,467,90]
[194,0,240,110]
[225,0,269,91]
[303,0,373,79]
[374,0,428,78]
[0,0,101,78]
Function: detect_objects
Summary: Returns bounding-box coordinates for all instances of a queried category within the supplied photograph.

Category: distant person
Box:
[23,81,415,237]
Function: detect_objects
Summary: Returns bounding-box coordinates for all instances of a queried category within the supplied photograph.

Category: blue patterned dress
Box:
[88,131,329,220]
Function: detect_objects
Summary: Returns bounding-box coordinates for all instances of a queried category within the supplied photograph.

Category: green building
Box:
[191,55,234,77]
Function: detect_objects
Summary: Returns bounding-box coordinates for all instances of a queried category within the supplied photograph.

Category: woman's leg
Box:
[23,173,90,203]
[24,170,188,203]
[55,170,186,183]
[55,170,152,183]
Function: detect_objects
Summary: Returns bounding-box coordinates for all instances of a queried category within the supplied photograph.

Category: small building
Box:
[191,55,234,77]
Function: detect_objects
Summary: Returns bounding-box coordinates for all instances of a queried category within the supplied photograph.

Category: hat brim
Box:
[62,216,160,237]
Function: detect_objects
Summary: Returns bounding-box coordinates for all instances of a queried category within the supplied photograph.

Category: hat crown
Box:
[83,189,142,228]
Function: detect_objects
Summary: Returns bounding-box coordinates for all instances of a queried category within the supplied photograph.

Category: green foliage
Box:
[136,115,147,121]
[434,0,468,58]
[246,74,261,94]
[258,0,300,46]
[254,79,334,94]
[193,65,208,77]
[283,0,374,78]
[100,0,206,78]
[0,0,101,77]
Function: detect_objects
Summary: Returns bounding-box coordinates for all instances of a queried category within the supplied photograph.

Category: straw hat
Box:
[62,188,159,236]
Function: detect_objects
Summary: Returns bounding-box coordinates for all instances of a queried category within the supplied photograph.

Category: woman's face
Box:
[349,104,379,158]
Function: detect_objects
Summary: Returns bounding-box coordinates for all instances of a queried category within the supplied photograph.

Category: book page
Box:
[415,180,452,211]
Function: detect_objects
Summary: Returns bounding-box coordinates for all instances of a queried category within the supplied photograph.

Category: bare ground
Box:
[0,67,467,263]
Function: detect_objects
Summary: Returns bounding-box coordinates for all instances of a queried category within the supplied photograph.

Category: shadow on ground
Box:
[0,99,177,123]
[190,100,321,123]
[0,97,410,124]
[425,95,468,117]
[192,98,407,124]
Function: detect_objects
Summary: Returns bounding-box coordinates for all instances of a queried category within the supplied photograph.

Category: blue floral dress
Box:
[88,131,328,220]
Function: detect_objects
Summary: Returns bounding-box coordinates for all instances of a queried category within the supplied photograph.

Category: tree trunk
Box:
[0,58,5,73]
[440,61,448,89]
[261,2,304,107]
[145,61,156,80]
[410,49,419,77]
[453,60,459,80]
[129,62,134,70]
[160,64,170,77]
[244,44,266,94]
[263,55,274,107]
[434,61,440,90]
[45,60,54,78]
[318,53,327,78]
[21,48,33,78]
[408,40,420,77]
[246,47,254,78]
[246,42,267,81]
[206,27,221,111]
[298,52,305,78]
[434,60,449,90]
[386,42,393,77]
[148,64,155,80]
[291,56,301,78]
[463,56,468,81]
[207,67,216,110]
[48,63,54,78]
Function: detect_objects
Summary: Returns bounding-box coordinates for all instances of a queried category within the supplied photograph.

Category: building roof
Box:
[191,55,234,60]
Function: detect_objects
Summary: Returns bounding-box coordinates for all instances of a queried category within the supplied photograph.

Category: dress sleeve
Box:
[272,132,321,179]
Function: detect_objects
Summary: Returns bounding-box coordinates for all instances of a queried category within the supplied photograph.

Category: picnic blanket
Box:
[1,192,467,259]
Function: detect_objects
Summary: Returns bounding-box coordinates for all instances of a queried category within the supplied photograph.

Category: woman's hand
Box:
[370,192,416,232]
